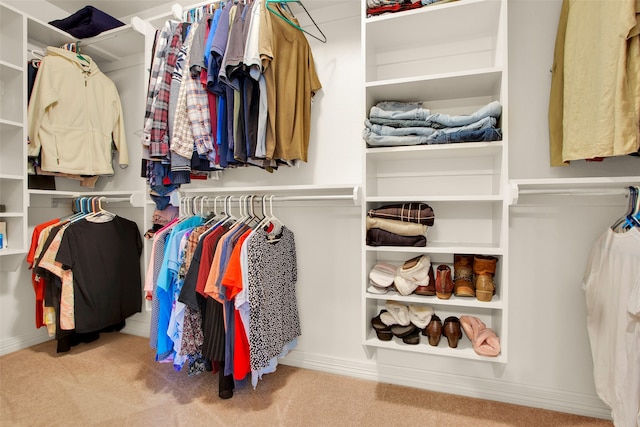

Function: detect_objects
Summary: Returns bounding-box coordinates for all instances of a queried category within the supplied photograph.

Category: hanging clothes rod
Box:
[50,193,145,208]
[179,185,361,205]
[509,181,640,206]
[516,188,630,196]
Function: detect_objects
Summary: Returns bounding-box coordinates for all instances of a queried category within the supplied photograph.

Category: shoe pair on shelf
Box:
[459,315,501,357]
[371,301,434,345]
[371,308,461,349]
[369,256,436,296]
[452,254,499,302]
[421,315,463,348]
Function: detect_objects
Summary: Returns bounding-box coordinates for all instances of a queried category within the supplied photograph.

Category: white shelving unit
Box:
[361,0,509,363]
[0,1,146,271]
[0,3,27,270]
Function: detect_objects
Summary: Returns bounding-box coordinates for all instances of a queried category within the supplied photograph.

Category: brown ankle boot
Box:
[414,263,436,296]
[435,264,453,299]
[453,254,475,297]
[473,255,498,302]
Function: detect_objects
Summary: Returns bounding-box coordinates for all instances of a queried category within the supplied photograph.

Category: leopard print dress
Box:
[247,226,300,371]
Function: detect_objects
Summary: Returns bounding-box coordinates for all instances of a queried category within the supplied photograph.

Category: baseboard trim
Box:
[280,350,611,421]
[121,318,150,338]
[0,330,51,356]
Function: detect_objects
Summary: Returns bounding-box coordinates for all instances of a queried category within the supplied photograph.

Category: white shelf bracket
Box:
[508,182,520,206]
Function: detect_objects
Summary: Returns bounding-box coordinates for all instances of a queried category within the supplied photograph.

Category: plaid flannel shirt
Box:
[171,23,198,159]
[143,20,178,158]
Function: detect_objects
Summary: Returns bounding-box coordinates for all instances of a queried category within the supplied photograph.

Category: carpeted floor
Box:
[0,332,613,427]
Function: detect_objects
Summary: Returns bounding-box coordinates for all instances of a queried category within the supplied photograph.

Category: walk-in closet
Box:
[0,0,638,425]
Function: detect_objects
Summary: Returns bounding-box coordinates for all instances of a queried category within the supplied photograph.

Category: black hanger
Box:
[266,0,327,43]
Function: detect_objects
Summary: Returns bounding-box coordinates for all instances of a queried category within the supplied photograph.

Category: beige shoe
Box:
[473,255,498,302]
[394,255,430,296]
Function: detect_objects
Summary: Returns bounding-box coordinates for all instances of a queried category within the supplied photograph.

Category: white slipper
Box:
[385,300,410,326]
[408,304,434,329]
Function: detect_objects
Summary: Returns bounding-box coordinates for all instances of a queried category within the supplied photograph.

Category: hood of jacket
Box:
[45,46,100,75]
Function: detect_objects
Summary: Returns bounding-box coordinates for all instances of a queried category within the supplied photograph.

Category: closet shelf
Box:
[0,212,24,218]
[366,68,502,102]
[27,16,144,65]
[0,249,29,272]
[509,177,640,205]
[366,291,504,309]
[366,141,502,159]
[0,118,23,128]
[365,244,504,256]
[0,60,22,72]
[366,195,503,203]
[364,331,506,363]
[0,174,23,181]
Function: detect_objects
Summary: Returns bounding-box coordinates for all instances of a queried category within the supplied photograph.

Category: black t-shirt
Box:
[56,216,142,333]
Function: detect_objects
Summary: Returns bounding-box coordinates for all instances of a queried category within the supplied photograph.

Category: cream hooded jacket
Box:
[28,47,128,175]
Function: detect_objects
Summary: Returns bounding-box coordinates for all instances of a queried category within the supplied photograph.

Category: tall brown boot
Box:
[473,255,498,302]
[453,254,475,297]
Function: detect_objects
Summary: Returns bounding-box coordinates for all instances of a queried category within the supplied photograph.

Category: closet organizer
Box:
[0,0,148,355]
[146,188,359,399]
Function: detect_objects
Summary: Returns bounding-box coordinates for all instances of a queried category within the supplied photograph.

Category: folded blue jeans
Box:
[428,127,502,144]
[364,117,497,146]
[369,100,502,129]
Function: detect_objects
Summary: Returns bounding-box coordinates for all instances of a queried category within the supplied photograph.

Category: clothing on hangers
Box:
[146,196,301,395]
[27,200,143,353]
[28,47,128,176]
[142,0,323,210]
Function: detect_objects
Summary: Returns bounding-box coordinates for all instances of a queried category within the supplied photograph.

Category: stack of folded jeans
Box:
[363,100,503,147]
[366,203,434,247]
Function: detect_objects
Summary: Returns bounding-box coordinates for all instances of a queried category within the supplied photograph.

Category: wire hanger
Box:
[265,0,327,43]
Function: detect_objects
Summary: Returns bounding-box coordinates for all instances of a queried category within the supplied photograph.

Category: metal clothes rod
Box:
[517,188,630,196]
[51,195,138,206]
[179,186,361,205]
[183,193,359,203]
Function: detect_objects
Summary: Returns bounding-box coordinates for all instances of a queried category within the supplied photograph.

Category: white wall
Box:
[3,0,635,421]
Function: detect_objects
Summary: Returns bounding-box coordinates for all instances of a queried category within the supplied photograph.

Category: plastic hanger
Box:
[58,197,81,222]
[246,195,262,227]
[265,0,327,43]
[254,195,272,231]
[633,186,640,221]
[86,197,116,223]
[627,187,640,228]
[29,49,45,68]
[264,195,285,242]
[68,197,91,224]
[612,186,639,232]
[75,42,89,64]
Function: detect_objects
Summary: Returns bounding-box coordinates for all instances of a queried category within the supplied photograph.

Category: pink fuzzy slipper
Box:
[459,315,500,357]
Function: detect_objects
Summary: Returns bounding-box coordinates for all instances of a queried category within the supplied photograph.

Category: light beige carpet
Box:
[0,332,612,427]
